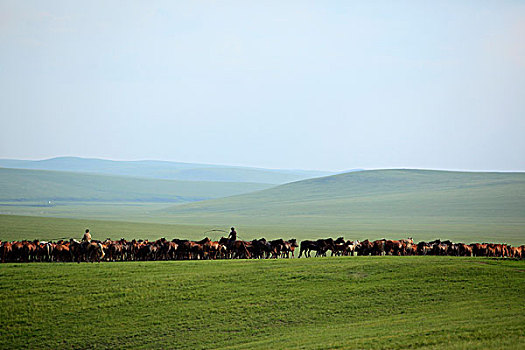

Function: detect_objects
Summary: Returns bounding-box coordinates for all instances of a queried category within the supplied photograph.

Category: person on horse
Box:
[228,227,237,245]
[82,229,92,243]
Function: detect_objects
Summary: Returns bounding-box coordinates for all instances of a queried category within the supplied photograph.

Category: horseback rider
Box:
[228,227,237,244]
[82,229,92,243]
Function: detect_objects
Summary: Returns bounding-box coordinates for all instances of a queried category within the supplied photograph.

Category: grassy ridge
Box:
[0,257,523,349]
[0,167,272,203]
[0,157,333,184]
[164,169,525,216]
[160,169,525,243]
[1,169,524,244]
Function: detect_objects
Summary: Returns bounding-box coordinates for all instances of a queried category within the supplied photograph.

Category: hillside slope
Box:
[161,169,525,242]
[0,167,273,203]
[0,157,335,184]
[1,258,523,349]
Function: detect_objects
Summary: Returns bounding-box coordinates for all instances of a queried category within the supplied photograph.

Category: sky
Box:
[0,0,524,172]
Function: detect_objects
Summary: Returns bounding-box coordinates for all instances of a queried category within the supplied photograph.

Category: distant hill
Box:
[0,157,339,184]
[1,168,524,243]
[161,169,525,242]
[0,167,274,203]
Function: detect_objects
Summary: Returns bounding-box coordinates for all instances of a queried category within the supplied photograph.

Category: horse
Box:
[298,240,318,258]
[219,237,251,259]
[282,239,299,258]
[344,240,359,256]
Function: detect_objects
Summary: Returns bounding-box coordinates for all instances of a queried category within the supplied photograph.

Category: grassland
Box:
[1,169,524,244]
[1,213,524,246]
[0,257,523,349]
[160,169,525,244]
[0,214,213,242]
[0,167,272,203]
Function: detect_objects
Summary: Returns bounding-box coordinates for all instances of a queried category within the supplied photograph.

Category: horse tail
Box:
[98,243,105,260]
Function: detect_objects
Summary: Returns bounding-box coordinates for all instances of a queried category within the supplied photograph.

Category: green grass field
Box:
[1,169,524,244]
[1,168,523,349]
[159,169,525,244]
[1,257,523,349]
[0,214,213,242]
[1,214,524,245]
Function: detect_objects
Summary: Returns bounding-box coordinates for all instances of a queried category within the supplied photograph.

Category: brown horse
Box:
[1,242,12,263]
[53,243,70,262]
[356,240,373,256]
[283,239,299,258]
[219,237,251,259]
[385,240,403,256]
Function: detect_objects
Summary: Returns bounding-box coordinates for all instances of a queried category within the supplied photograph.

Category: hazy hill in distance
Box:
[0,167,273,203]
[162,169,525,244]
[0,157,339,184]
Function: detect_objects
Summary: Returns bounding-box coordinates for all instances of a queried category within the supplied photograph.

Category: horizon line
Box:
[0,155,524,174]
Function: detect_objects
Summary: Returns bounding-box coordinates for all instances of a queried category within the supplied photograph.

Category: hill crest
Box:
[0,157,338,184]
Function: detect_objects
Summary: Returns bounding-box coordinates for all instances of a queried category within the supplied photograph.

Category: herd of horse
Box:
[0,237,296,263]
[298,237,524,259]
[0,237,523,263]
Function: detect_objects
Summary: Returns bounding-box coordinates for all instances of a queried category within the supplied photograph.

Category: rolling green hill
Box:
[161,169,525,243]
[1,169,523,244]
[0,167,273,203]
[0,157,335,184]
[1,258,523,349]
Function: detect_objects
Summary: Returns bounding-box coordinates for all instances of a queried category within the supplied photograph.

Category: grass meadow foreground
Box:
[0,257,524,349]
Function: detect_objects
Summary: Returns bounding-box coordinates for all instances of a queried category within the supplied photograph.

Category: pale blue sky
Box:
[1,0,524,171]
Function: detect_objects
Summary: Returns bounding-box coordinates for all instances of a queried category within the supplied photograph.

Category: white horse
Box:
[346,240,360,256]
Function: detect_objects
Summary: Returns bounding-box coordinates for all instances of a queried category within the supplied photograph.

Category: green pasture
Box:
[0,214,524,245]
[0,257,524,349]
[0,215,210,242]
[0,167,272,203]
[1,169,524,244]
[160,169,525,244]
